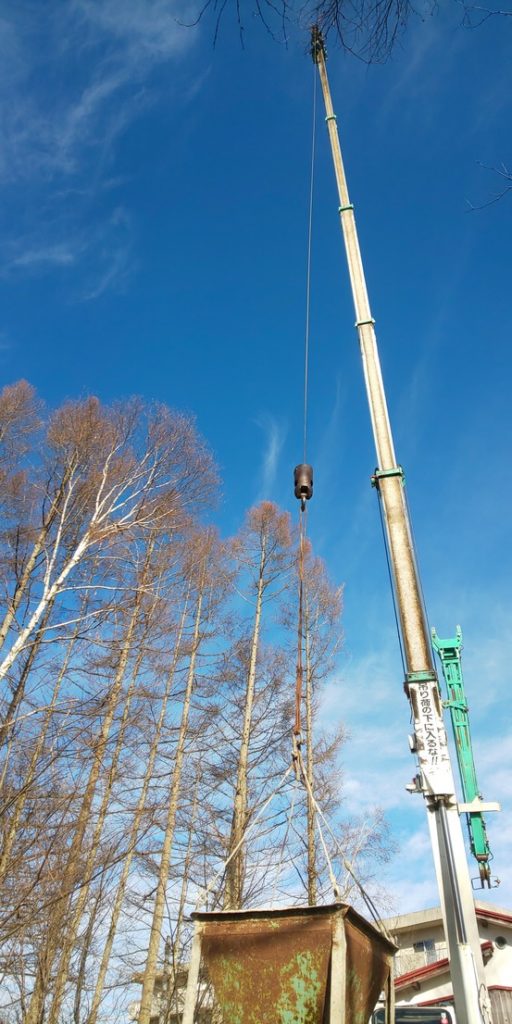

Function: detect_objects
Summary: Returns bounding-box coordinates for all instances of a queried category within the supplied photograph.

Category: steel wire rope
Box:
[288,72,320,892]
[303,64,317,464]
[269,777,301,907]
[195,71,328,919]
[294,507,307,738]
[297,748,394,943]
[194,763,294,911]
[293,67,316,743]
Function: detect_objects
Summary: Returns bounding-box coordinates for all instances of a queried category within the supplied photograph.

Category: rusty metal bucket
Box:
[182,903,396,1024]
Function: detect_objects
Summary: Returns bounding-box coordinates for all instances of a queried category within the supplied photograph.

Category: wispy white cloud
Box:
[255,413,287,500]
[72,0,196,60]
[2,204,134,302]
[314,373,345,488]
[378,11,466,129]
[0,2,201,298]
[0,331,13,357]
[8,243,79,270]
[0,2,197,184]
[79,238,134,301]
[384,845,440,915]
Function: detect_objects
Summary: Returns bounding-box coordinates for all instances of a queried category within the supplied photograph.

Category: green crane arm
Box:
[431,626,499,888]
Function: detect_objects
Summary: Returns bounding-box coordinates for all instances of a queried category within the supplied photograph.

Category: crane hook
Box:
[294,464,313,511]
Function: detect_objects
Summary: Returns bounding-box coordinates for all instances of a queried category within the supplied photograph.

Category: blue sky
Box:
[1,0,511,914]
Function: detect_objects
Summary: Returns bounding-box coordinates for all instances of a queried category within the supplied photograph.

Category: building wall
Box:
[489,988,512,1024]
[476,918,512,988]
[384,902,512,1011]
[391,923,446,978]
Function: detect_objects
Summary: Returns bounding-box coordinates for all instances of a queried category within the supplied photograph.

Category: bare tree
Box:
[0,395,216,689]
[0,385,395,1023]
[194,0,512,65]
[85,558,192,1024]
[46,541,161,1024]
[468,161,512,208]
[0,387,218,1023]
[300,547,344,904]
[223,502,293,910]
[24,544,156,1024]
[137,528,228,1024]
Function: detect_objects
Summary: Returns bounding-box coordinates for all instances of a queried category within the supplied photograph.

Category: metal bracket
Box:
[432,625,463,655]
[443,699,468,713]
[371,466,404,489]
[406,670,438,683]
[403,669,439,699]
[338,203,353,213]
[459,799,501,814]
[405,774,423,795]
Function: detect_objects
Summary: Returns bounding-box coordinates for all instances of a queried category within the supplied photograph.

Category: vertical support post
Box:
[385,956,395,1024]
[329,909,347,1024]
[181,922,203,1024]
[310,25,492,1024]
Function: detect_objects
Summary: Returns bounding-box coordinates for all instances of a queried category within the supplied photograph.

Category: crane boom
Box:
[311,26,493,1024]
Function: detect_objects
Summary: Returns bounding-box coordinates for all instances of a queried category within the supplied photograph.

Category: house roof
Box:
[382,900,512,936]
[475,905,512,926]
[417,987,512,1009]
[395,941,494,991]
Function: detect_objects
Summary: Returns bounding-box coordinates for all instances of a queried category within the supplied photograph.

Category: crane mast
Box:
[311,27,492,1024]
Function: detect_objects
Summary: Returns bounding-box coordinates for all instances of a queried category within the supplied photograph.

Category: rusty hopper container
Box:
[182,903,396,1024]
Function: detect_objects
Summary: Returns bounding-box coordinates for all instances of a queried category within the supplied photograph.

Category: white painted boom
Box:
[311,27,492,1024]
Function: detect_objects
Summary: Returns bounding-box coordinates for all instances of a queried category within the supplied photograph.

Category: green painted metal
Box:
[195,904,396,1024]
[431,626,492,885]
[199,909,331,1024]
[405,670,437,684]
[275,951,323,1024]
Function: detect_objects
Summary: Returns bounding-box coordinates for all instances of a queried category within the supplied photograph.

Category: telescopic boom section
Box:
[310,27,493,1024]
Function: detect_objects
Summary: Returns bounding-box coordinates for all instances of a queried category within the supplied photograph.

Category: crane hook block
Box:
[294,464,313,503]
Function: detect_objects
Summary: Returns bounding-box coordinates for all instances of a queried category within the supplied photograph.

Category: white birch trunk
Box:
[138,584,204,1024]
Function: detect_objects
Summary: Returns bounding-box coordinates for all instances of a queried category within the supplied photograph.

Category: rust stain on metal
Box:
[199,911,331,1024]
[194,904,396,1024]
[275,949,323,1024]
[343,910,394,1024]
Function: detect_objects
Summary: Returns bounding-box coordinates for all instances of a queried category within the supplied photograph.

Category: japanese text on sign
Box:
[418,680,441,767]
